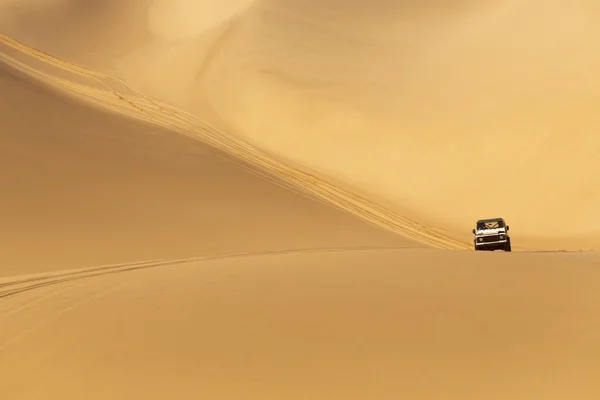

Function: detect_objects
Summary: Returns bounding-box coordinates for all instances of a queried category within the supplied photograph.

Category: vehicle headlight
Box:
[478,238,483,242]
[499,235,505,240]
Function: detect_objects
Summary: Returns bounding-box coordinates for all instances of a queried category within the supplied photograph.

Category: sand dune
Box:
[0,32,468,253]
[0,61,418,277]
[3,0,599,248]
[2,1,600,399]
[2,249,600,399]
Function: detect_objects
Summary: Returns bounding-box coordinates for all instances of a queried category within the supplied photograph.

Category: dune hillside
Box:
[0,61,421,277]
[3,248,600,399]
[2,0,599,250]
[2,2,600,400]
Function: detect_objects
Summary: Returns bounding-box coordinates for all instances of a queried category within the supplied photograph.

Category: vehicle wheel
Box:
[504,245,512,252]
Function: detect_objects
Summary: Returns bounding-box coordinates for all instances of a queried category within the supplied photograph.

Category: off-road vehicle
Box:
[472,217,511,251]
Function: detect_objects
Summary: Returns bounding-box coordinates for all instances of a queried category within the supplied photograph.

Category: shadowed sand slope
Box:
[2,249,600,399]
[0,63,414,276]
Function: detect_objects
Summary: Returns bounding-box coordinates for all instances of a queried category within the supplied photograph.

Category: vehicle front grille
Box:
[480,235,502,243]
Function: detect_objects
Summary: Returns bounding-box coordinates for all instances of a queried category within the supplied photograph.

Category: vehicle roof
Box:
[476,217,505,223]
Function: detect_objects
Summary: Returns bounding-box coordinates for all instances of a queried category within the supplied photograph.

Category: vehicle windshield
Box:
[477,220,504,230]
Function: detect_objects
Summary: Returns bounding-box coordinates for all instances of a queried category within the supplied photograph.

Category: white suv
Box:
[472,218,512,252]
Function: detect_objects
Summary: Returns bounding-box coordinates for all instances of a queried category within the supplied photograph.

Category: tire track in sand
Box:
[0,246,419,301]
[0,246,417,349]
[0,33,471,250]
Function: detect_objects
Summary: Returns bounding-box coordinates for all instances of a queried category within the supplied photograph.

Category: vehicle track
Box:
[0,245,417,300]
[0,33,471,250]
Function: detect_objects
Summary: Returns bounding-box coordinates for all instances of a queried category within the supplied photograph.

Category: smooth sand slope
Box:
[3,0,599,249]
[0,32,469,253]
[0,62,416,277]
[2,249,600,399]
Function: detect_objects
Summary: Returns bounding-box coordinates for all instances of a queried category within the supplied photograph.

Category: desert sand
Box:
[1,1,600,399]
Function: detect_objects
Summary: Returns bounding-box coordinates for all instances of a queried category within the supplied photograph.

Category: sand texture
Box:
[1,1,600,399]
